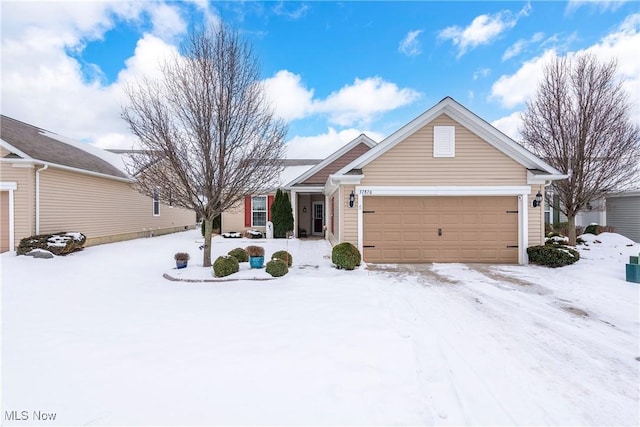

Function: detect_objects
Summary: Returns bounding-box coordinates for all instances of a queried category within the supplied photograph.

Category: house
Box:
[0,115,195,253]
[606,191,640,242]
[226,97,567,264]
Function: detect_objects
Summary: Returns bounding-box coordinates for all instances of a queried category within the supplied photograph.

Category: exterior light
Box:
[532,191,543,208]
[349,191,355,208]
[302,206,307,213]
[586,202,592,211]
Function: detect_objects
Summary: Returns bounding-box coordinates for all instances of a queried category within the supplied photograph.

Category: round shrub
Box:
[266,259,288,277]
[527,245,580,268]
[271,250,293,267]
[332,242,361,270]
[228,247,249,262]
[584,224,600,235]
[213,255,239,277]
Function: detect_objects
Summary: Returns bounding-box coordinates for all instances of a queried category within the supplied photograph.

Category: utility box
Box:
[626,253,640,284]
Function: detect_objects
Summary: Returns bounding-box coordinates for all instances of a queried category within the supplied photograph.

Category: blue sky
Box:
[1,1,638,158]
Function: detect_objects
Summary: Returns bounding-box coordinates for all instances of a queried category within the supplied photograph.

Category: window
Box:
[252,196,267,226]
[153,189,160,216]
[433,126,455,157]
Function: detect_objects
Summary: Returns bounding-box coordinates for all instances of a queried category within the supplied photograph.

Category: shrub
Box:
[545,234,568,245]
[246,245,265,257]
[213,256,239,277]
[174,252,190,261]
[527,245,580,268]
[228,247,249,262]
[271,250,293,267]
[331,242,361,270]
[200,215,221,236]
[584,223,600,235]
[17,232,86,256]
[266,259,289,277]
[271,189,294,238]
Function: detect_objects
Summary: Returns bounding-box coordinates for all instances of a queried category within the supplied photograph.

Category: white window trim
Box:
[433,125,455,158]
[153,189,160,217]
[1,182,17,251]
[251,195,268,227]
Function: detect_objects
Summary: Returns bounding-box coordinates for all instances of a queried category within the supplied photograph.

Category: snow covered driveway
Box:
[2,230,638,425]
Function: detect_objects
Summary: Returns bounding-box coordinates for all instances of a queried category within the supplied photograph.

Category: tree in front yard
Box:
[270,188,294,238]
[122,25,287,267]
[520,53,640,245]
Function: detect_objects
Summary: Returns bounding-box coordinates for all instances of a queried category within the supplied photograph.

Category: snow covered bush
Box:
[17,232,86,256]
[271,250,293,267]
[213,256,239,277]
[545,232,569,246]
[266,259,288,277]
[332,242,361,270]
[228,247,249,262]
[584,224,600,235]
[527,245,580,268]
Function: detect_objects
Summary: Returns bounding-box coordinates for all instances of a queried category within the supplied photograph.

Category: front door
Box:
[312,201,324,235]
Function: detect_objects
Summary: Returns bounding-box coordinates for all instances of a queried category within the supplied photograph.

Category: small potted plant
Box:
[246,245,265,268]
[174,252,190,269]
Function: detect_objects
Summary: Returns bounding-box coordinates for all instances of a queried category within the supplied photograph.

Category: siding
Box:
[221,201,245,233]
[0,163,35,248]
[342,184,358,245]
[361,114,526,186]
[38,168,195,246]
[300,142,371,185]
[607,194,640,243]
[528,185,544,246]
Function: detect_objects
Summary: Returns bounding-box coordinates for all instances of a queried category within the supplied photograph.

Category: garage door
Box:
[1,191,9,253]
[363,196,518,263]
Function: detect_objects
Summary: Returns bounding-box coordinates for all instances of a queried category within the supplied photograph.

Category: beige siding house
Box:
[0,116,195,252]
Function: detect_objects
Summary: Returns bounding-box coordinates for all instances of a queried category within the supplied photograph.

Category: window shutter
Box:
[244,196,251,227]
[433,126,455,157]
[267,195,275,221]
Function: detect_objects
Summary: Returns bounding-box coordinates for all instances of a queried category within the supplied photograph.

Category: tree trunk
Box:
[203,217,213,267]
[567,214,577,247]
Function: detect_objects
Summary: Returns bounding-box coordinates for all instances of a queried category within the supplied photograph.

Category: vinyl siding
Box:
[607,194,640,243]
[300,142,371,185]
[361,114,526,186]
[221,200,246,233]
[342,184,358,245]
[0,163,35,248]
[38,168,195,246]
[528,185,544,246]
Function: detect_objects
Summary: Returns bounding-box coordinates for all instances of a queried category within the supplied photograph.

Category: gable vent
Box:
[433,125,455,158]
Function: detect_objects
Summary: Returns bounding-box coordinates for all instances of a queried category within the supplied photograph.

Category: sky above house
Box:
[1,1,638,158]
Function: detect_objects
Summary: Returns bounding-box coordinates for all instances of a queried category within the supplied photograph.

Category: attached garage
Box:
[363,196,518,263]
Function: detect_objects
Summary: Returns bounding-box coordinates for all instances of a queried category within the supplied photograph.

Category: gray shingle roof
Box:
[1,115,128,179]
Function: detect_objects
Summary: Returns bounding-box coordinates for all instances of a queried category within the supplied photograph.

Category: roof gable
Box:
[286,134,377,187]
[1,115,128,180]
[336,97,563,176]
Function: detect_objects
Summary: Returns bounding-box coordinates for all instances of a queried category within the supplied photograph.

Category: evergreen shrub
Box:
[213,256,239,277]
[527,245,580,268]
[17,232,86,256]
[228,247,249,262]
[271,250,293,267]
[331,242,361,270]
[266,259,288,277]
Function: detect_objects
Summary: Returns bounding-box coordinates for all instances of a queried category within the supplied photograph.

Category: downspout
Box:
[35,164,48,234]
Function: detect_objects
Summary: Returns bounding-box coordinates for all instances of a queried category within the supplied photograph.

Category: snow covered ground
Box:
[2,230,639,426]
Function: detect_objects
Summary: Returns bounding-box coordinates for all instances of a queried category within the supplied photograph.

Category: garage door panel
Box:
[363,196,518,263]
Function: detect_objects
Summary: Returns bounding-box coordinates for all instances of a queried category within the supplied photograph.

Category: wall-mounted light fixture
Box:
[302,206,307,213]
[349,191,355,208]
[532,191,543,208]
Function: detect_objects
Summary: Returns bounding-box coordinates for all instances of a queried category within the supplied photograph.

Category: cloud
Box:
[491,13,640,121]
[492,112,523,141]
[438,2,531,58]
[473,68,491,80]
[566,0,629,14]
[503,32,545,61]
[273,2,310,20]
[285,128,384,159]
[398,30,423,57]
[263,70,315,121]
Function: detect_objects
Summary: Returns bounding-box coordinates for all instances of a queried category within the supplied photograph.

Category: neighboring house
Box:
[227,97,566,264]
[606,191,640,242]
[0,115,195,252]
[544,191,607,229]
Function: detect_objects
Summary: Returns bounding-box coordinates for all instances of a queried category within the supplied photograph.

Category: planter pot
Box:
[249,256,264,269]
[176,260,188,269]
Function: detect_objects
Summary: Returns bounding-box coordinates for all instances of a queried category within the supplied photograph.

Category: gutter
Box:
[35,164,48,234]
[1,158,133,183]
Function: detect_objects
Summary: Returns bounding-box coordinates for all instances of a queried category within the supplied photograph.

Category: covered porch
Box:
[289,187,327,238]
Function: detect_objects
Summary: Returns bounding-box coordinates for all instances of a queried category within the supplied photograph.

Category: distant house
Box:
[224,97,566,264]
[0,116,195,253]
[606,191,640,243]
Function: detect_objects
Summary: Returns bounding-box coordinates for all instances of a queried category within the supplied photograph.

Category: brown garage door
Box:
[1,191,9,253]
[363,196,518,263]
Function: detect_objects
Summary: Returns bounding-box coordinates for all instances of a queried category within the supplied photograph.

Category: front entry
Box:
[312,201,324,235]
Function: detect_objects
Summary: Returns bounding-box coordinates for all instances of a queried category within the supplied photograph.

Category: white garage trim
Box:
[1,182,17,252]
[355,185,531,264]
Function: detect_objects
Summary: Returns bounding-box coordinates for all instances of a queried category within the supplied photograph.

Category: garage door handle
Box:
[438,228,442,236]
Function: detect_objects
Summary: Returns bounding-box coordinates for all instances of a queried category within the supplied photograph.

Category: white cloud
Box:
[263,70,314,121]
[313,77,421,126]
[566,0,629,13]
[491,12,640,122]
[285,128,384,159]
[398,30,423,57]
[492,112,523,141]
[438,3,531,58]
[473,68,491,80]
[147,2,187,40]
[273,2,310,20]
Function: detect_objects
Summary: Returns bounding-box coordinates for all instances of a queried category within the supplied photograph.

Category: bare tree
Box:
[521,53,640,245]
[122,25,287,266]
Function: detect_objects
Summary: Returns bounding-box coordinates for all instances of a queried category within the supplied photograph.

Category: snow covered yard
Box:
[2,230,639,426]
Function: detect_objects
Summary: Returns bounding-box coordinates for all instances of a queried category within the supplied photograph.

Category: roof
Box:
[335,97,564,177]
[1,115,129,180]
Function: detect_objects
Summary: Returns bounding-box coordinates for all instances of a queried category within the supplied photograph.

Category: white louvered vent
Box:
[433,126,455,157]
